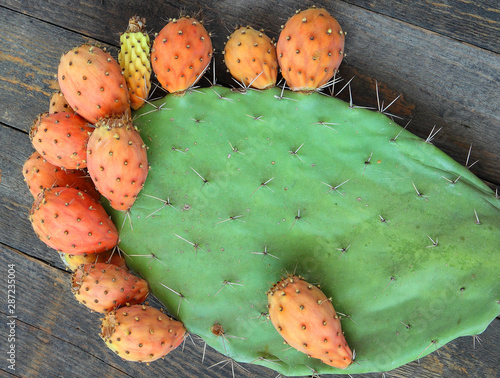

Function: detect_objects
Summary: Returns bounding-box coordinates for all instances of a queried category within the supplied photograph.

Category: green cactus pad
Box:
[108,86,500,375]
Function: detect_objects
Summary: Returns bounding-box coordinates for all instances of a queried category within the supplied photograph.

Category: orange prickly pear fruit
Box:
[151,16,213,95]
[276,7,345,92]
[29,187,119,255]
[223,26,278,89]
[72,263,149,313]
[118,16,152,110]
[267,275,353,369]
[100,304,187,362]
[61,248,127,271]
[58,44,131,122]
[29,112,94,170]
[86,114,148,211]
[22,151,99,201]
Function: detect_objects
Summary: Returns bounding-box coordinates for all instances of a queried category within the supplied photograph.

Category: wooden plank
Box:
[5,0,498,52]
[342,0,500,53]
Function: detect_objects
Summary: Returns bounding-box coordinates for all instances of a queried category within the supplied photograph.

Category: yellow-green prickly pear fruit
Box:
[118,16,151,110]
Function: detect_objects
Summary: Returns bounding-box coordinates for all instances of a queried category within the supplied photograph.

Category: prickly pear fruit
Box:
[267,275,353,369]
[49,90,74,113]
[22,151,99,200]
[29,187,118,254]
[100,304,187,362]
[61,249,127,271]
[223,26,278,89]
[151,16,213,94]
[29,112,94,170]
[71,263,149,313]
[58,44,131,122]
[86,114,148,211]
[118,16,152,110]
[277,7,345,92]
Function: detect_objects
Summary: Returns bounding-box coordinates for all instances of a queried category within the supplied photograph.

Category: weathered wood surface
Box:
[343,0,500,53]
[0,0,499,377]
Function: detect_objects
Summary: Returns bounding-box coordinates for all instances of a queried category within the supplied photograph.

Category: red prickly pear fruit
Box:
[118,16,152,110]
[86,114,148,211]
[29,187,119,255]
[22,151,99,201]
[100,304,187,362]
[267,275,353,369]
[223,26,278,89]
[57,44,131,122]
[276,7,345,92]
[151,16,213,95]
[29,112,94,170]
[61,249,127,271]
[71,263,149,313]
[49,90,74,113]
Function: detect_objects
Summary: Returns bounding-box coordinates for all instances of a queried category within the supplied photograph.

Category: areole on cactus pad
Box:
[106,86,500,375]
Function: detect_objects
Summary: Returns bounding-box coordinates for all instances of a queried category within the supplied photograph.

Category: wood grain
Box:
[343,0,500,53]
[4,0,499,52]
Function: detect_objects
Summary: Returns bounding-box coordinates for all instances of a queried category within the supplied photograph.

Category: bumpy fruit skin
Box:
[277,7,345,92]
[49,90,74,113]
[22,151,99,200]
[62,249,127,271]
[71,263,149,313]
[118,16,152,110]
[268,275,353,369]
[30,187,118,255]
[151,16,213,94]
[58,44,131,122]
[100,304,187,362]
[86,114,148,211]
[29,112,94,170]
[223,26,278,89]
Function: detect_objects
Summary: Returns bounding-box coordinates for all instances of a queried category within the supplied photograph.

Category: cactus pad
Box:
[108,86,500,375]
